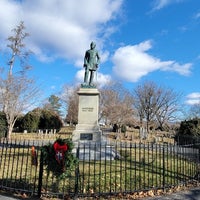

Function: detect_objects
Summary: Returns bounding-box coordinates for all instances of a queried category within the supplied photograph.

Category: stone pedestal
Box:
[72,88,102,143]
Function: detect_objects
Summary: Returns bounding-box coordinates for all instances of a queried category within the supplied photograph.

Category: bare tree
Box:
[61,82,135,129]
[155,88,182,130]
[0,22,39,139]
[43,95,62,116]
[188,102,200,119]
[134,81,181,132]
[61,85,79,125]
[134,81,157,132]
[100,82,135,129]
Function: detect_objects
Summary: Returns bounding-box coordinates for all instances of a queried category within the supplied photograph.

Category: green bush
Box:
[175,118,200,145]
[18,108,63,133]
[121,124,127,133]
[39,109,63,131]
[0,112,7,138]
[21,110,40,132]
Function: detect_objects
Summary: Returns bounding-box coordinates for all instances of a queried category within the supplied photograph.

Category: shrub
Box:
[18,108,63,133]
[0,112,7,138]
[121,124,127,133]
[39,109,63,132]
[175,118,200,145]
[113,124,119,132]
[21,110,40,132]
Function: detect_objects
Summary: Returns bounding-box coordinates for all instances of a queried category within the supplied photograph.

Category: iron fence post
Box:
[38,150,44,198]
[163,146,165,188]
[199,147,200,163]
[74,145,80,196]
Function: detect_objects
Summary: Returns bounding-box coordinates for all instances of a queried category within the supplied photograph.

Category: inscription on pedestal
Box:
[80,133,93,140]
[82,107,94,112]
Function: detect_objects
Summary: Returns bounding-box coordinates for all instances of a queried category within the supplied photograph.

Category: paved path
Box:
[143,187,200,200]
[0,195,20,200]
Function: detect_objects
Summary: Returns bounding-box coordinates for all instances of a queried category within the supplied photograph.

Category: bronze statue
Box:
[83,42,100,87]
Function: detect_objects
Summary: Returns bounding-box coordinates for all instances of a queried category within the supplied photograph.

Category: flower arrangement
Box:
[41,138,78,178]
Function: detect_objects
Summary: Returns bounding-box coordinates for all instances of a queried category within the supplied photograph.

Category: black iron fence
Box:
[0,139,199,199]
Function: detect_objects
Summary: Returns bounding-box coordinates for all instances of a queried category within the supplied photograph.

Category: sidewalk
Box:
[0,193,35,200]
[0,195,21,200]
[143,187,200,200]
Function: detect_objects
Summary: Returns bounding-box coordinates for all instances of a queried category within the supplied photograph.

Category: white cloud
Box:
[0,1,23,53]
[112,40,192,82]
[185,99,200,105]
[152,0,184,11]
[187,92,200,99]
[194,12,200,19]
[50,85,56,90]
[161,62,192,76]
[0,0,123,65]
[185,92,200,105]
[153,0,171,10]
[96,72,112,88]
[75,69,111,88]
[75,69,86,84]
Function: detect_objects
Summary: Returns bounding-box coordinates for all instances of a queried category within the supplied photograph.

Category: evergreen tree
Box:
[44,95,62,116]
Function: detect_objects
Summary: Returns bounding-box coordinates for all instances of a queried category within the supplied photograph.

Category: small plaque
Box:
[80,133,93,140]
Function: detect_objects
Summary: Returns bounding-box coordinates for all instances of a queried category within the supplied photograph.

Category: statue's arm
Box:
[96,51,100,65]
[84,51,88,67]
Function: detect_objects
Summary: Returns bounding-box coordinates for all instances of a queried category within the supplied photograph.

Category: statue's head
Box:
[90,41,96,49]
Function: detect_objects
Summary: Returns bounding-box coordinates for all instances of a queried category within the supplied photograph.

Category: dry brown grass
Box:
[9,126,75,141]
[9,126,174,146]
[106,128,175,145]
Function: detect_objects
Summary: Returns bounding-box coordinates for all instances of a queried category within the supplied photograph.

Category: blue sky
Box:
[0,0,200,108]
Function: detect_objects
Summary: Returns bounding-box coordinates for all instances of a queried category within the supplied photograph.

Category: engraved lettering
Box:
[82,107,94,112]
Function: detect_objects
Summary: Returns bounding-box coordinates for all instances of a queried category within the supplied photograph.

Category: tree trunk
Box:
[7,124,14,140]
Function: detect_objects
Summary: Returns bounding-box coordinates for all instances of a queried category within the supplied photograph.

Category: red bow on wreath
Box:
[53,141,68,165]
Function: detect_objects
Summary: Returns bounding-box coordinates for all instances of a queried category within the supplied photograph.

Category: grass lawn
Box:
[0,126,198,197]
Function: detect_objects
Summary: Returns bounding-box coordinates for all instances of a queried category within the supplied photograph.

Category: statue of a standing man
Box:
[83,42,100,87]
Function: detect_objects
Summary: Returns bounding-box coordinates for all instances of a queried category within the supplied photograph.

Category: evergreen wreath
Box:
[41,138,78,178]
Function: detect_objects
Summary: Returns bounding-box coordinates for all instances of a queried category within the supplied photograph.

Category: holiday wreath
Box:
[41,138,78,178]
